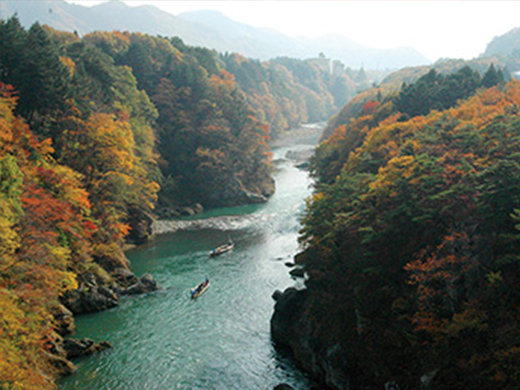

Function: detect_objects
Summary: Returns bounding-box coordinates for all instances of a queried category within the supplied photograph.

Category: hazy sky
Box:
[67,1,520,62]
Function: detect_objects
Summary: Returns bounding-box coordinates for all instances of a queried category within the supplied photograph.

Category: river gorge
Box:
[59,128,323,390]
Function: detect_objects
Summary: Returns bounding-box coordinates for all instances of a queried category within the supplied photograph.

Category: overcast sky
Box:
[67,1,520,62]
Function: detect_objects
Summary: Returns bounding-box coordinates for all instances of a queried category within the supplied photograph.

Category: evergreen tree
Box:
[481,64,505,88]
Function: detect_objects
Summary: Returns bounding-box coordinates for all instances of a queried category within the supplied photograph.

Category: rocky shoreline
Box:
[51,266,159,377]
[54,123,324,383]
[271,287,352,390]
[52,175,274,378]
[270,122,351,390]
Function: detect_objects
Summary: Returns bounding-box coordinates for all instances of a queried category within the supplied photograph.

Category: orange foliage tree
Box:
[0,84,94,389]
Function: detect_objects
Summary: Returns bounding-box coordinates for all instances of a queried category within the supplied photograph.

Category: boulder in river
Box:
[289,267,305,278]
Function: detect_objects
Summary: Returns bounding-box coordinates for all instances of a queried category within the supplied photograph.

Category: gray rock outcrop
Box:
[120,273,158,295]
[62,284,119,315]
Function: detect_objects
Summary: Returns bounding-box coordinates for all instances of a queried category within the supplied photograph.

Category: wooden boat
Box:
[209,241,234,257]
[191,278,210,299]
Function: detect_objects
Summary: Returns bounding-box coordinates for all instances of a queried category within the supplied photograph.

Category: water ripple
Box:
[152,213,276,235]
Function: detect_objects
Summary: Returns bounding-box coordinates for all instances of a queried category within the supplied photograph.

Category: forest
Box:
[0,17,350,389]
[2,10,520,390]
[297,64,520,388]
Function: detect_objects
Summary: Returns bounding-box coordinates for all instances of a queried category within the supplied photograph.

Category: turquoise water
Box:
[59,145,317,390]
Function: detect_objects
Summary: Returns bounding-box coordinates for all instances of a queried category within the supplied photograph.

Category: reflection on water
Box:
[59,144,317,390]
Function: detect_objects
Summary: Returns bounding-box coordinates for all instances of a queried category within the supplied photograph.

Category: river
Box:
[59,131,321,390]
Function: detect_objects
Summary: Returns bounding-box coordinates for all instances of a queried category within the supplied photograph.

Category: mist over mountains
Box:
[1,0,431,69]
[485,27,520,57]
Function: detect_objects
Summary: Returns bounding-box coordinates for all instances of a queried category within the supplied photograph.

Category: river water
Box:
[59,140,319,390]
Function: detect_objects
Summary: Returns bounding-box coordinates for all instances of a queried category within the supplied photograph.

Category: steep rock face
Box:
[271,287,351,390]
[271,287,309,347]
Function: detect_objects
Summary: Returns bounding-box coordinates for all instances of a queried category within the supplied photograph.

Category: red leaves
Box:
[362,100,379,115]
[84,220,97,231]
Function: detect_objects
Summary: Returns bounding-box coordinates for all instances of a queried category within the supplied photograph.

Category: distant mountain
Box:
[179,10,431,69]
[1,0,431,69]
[484,27,520,57]
[1,0,222,44]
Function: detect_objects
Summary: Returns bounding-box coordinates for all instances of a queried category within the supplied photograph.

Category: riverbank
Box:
[58,142,321,390]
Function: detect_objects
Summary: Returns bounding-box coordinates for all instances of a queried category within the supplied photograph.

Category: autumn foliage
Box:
[0,17,289,388]
[302,76,520,388]
[0,85,92,389]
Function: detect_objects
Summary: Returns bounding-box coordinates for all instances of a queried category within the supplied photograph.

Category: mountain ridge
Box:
[1,0,431,69]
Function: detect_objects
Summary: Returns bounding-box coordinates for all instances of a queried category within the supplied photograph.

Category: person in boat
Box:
[196,278,209,291]
[200,278,208,289]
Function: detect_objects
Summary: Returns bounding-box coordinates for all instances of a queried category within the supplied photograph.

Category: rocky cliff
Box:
[271,287,352,390]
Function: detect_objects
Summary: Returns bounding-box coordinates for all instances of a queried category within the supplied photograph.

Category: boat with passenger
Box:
[209,240,234,257]
[191,278,210,299]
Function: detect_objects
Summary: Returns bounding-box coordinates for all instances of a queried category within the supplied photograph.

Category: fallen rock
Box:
[420,369,438,389]
[180,206,197,216]
[63,338,112,359]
